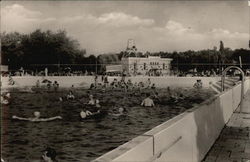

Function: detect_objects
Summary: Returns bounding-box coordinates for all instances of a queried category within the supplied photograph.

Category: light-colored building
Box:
[121,56,172,76]
[105,65,123,73]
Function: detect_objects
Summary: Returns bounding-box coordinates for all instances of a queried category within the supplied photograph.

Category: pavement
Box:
[203,90,250,162]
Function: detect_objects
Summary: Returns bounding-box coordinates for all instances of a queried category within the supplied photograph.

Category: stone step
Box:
[218,79,237,85]
[215,82,232,88]
[210,85,221,94]
[211,84,222,93]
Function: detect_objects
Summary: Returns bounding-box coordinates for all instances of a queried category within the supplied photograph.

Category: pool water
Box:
[1,87,215,161]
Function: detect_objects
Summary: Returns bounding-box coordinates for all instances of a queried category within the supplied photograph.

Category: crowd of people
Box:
[1,75,206,162]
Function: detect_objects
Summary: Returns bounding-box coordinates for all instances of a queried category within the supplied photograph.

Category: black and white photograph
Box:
[1,0,250,162]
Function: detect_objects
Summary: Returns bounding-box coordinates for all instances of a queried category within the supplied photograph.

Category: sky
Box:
[1,1,249,55]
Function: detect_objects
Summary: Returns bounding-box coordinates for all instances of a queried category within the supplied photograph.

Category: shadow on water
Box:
[1,87,215,162]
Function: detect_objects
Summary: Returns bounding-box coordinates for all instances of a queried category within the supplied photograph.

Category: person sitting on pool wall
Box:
[141,93,155,107]
[12,111,62,122]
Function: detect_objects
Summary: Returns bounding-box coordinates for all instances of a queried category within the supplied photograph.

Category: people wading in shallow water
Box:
[193,79,203,89]
[79,94,102,119]
[87,94,101,108]
[1,92,11,105]
[80,109,94,119]
[52,81,59,91]
[12,111,62,122]
[67,91,75,100]
[109,107,126,117]
[141,93,155,107]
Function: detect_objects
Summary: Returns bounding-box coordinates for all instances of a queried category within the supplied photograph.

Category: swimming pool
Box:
[1,87,215,161]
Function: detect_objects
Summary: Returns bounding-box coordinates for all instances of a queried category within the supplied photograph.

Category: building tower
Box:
[123,39,137,58]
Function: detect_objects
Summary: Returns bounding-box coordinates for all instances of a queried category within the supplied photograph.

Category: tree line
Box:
[1,29,250,74]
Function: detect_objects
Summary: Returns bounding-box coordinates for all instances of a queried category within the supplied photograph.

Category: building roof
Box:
[123,56,173,60]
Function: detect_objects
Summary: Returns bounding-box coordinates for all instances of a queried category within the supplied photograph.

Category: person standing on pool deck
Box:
[141,93,155,107]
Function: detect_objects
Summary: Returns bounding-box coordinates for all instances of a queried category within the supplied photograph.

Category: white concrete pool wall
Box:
[92,79,250,162]
[1,76,221,89]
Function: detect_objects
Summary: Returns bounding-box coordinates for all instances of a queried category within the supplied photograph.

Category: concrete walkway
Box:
[203,90,250,162]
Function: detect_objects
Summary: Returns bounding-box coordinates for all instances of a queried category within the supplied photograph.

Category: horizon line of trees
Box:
[1,29,250,74]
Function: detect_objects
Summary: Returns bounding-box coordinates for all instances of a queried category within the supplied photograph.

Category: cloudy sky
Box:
[1,1,249,55]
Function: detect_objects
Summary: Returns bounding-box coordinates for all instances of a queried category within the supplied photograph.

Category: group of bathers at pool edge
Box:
[1,77,203,122]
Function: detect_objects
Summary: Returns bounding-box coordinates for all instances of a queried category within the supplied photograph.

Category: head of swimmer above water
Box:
[89,94,94,99]
[33,111,41,119]
[118,107,124,113]
[42,147,57,162]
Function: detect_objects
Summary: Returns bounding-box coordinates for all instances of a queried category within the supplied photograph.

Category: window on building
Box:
[163,63,165,69]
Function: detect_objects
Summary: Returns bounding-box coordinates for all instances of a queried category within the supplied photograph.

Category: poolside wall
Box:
[93,79,250,162]
[1,76,221,89]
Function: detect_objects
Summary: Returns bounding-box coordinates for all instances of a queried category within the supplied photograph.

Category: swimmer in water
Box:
[67,91,75,100]
[151,83,156,90]
[87,95,101,109]
[95,99,101,108]
[141,93,155,107]
[42,147,58,162]
[12,111,62,122]
[89,83,95,90]
[5,92,10,99]
[53,81,59,91]
[87,94,95,105]
[36,80,40,87]
[58,97,63,102]
[1,93,11,105]
[80,110,93,119]
[110,107,126,117]
[193,79,203,89]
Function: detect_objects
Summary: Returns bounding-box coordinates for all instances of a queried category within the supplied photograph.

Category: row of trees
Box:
[157,48,249,73]
[1,29,250,74]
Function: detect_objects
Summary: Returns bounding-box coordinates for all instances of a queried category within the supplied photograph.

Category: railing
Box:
[221,66,245,112]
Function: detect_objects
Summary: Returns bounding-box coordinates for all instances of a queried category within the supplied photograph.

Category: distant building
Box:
[105,39,173,76]
[121,56,172,76]
[105,65,123,74]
